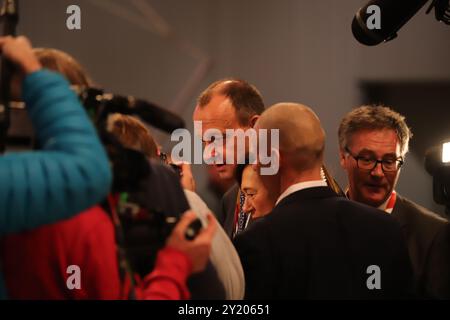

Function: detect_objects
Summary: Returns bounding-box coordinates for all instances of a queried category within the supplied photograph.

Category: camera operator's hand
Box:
[0,36,42,74]
[166,211,216,274]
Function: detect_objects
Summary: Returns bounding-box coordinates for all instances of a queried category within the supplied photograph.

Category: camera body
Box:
[115,192,203,277]
[425,143,450,215]
[101,127,202,278]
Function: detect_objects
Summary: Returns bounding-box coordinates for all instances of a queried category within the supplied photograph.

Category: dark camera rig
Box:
[73,86,185,133]
[425,142,450,215]
[73,86,201,281]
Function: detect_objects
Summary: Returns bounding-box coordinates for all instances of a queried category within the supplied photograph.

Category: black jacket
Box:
[220,184,240,239]
[391,195,450,299]
[234,187,414,299]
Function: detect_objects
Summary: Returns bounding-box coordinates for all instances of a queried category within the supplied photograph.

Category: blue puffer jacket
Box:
[0,70,112,298]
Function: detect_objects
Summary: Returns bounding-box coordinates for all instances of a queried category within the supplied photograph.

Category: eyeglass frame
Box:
[344,146,404,172]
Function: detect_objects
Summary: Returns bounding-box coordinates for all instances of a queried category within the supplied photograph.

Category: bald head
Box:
[256,103,325,171]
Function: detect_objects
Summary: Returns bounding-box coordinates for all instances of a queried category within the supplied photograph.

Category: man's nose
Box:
[204,142,217,161]
[209,145,217,158]
[370,162,384,177]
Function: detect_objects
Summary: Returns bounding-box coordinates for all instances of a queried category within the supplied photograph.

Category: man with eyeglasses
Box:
[338,105,450,299]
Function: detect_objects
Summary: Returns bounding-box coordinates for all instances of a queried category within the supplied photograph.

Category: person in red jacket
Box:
[1,205,216,300]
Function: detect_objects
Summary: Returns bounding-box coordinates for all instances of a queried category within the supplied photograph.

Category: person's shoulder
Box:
[398,196,447,221]
[184,189,211,223]
[27,206,114,249]
[222,184,239,202]
[59,205,113,233]
[220,184,240,217]
[234,214,270,246]
[184,189,208,211]
[272,192,389,221]
[341,197,402,229]
[396,196,449,231]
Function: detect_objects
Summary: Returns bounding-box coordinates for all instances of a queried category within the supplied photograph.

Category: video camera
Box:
[2,81,200,279]
[425,141,450,215]
[73,88,201,278]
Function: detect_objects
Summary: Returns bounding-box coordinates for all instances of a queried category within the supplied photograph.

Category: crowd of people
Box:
[0,35,449,300]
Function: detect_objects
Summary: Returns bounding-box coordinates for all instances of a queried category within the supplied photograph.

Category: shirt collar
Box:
[344,188,396,214]
[276,180,328,206]
[378,195,390,212]
[380,190,397,213]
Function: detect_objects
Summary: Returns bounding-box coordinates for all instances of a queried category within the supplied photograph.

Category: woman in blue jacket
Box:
[0,36,112,297]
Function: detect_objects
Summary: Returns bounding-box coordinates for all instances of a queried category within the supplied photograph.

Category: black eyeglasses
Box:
[345,147,404,172]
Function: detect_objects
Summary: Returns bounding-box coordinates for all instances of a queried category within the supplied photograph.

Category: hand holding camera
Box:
[0,36,41,74]
[166,210,217,273]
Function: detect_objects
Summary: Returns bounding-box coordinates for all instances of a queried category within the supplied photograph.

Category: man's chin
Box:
[215,164,234,180]
[360,188,389,208]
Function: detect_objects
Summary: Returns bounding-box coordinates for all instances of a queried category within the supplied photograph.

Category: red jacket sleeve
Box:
[135,247,192,300]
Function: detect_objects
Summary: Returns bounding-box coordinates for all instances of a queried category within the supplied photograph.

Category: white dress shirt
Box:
[275,180,328,206]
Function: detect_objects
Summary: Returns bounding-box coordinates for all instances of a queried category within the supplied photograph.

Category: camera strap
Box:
[107,193,138,300]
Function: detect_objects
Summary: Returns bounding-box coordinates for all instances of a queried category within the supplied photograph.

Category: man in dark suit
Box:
[193,79,265,238]
[220,184,240,238]
[338,105,450,299]
[235,103,413,299]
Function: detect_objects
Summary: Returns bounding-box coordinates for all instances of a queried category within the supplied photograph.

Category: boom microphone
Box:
[352,0,429,46]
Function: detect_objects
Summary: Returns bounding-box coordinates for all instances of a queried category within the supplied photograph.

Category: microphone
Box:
[352,0,429,46]
[76,87,186,133]
[133,98,186,133]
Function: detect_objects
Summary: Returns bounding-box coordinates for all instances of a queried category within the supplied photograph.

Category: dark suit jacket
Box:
[220,184,240,239]
[391,195,450,299]
[234,187,413,299]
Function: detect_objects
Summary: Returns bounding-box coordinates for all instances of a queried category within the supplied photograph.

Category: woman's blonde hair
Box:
[33,48,92,87]
[106,113,159,159]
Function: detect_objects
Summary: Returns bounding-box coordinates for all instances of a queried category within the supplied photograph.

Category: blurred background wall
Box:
[17,0,450,214]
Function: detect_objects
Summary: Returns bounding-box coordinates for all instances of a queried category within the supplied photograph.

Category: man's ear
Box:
[259,147,280,176]
[339,149,346,169]
[249,115,260,128]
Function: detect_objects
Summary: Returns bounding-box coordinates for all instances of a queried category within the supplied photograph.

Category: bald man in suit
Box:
[234,103,414,299]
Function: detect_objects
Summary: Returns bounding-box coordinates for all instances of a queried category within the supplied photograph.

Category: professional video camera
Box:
[3,83,199,279]
[72,87,204,279]
[76,88,224,299]
[425,141,450,215]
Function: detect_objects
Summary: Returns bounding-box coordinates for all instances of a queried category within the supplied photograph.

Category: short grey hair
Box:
[338,105,412,156]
